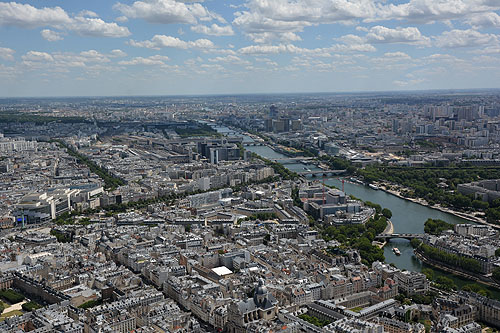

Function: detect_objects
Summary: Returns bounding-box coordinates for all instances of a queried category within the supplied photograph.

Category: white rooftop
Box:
[211,266,233,276]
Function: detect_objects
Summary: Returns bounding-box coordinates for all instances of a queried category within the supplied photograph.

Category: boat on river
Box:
[368,184,379,190]
[393,247,401,255]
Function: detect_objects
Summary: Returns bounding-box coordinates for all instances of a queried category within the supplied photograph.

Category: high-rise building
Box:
[269,105,278,118]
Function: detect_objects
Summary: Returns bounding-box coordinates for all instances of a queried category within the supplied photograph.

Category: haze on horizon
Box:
[1,0,500,97]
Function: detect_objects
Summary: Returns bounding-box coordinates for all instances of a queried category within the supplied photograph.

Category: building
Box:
[0,135,37,152]
[269,105,278,118]
[325,318,383,333]
[396,271,429,296]
[13,189,79,225]
[458,180,500,203]
[227,279,278,333]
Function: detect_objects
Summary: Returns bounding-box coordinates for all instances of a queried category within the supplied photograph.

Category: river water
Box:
[213,125,500,297]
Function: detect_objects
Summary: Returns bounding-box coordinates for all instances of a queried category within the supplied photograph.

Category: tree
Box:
[424,219,453,235]
[410,238,422,248]
[435,276,456,291]
[421,268,434,281]
[22,301,42,312]
[461,284,490,297]
[263,234,271,245]
[493,267,500,282]
[381,208,392,219]
[472,200,489,210]
[365,201,382,214]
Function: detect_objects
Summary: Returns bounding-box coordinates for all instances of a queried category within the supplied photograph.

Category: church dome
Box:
[254,279,268,296]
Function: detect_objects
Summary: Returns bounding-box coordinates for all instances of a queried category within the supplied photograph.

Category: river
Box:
[213,125,500,298]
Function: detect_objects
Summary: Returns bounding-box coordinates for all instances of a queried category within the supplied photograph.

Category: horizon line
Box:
[1,87,500,100]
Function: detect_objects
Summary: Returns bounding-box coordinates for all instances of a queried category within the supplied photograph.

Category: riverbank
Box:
[374,219,394,249]
[232,129,497,290]
[414,251,500,290]
[376,183,500,229]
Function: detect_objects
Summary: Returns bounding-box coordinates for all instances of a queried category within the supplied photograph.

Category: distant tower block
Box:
[269,105,278,118]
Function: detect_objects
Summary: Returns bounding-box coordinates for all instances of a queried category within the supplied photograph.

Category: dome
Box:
[254,279,268,296]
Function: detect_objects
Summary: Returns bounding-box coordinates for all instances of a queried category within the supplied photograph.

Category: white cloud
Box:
[434,29,498,48]
[0,2,71,28]
[191,24,234,36]
[471,45,500,54]
[22,51,54,62]
[78,10,99,18]
[110,49,127,57]
[119,55,170,66]
[21,50,123,71]
[0,47,15,61]
[129,35,215,49]
[114,0,218,25]
[384,51,411,59]
[238,44,300,55]
[208,55,250,65]
[40,29,63,42]
[115,16,129,23]
[466,12,500,28]
[69,16,131,38]
[0,64,16,78]
[248,31,302,44]
[234,0,379,34]
[0,2,130,38]
[232,0,500,44]
[365,26,430,45]
[375,0,500,24]
[78,50,111,63]
[238,41,375,56]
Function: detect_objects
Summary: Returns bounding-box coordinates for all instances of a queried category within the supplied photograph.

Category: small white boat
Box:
[368,184,379,190]
[393,247,401,255]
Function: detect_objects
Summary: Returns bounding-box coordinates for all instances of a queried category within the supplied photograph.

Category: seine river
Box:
[213,126,500,297]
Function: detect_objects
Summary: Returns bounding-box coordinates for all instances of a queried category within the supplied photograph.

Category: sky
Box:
[0,0,500,97]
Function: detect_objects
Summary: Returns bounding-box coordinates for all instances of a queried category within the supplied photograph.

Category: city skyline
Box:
[1,0,500,97]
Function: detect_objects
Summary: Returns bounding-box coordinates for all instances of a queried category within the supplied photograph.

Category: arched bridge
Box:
[271,156,316,162]
[375,233,425,241]
[299,170,346,176]
[243,142,265,146]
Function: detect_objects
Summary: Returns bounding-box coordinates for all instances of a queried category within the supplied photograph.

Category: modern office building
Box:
[13,189,79,225]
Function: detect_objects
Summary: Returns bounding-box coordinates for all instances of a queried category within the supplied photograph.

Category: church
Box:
[227,279,278,332]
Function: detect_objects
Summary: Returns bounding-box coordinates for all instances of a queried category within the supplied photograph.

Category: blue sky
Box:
[0,0,499,97]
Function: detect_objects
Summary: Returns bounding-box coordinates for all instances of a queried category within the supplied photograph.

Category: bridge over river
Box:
[375,233,425,241]
[298,169,346,176]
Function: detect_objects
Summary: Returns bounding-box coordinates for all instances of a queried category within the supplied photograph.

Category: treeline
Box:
[275,140,318,157]
[57,175,281,223]
[321,214,388,265]
[484,200,500,224]
[0,113,89,124]
[357,164,500,216]
[319,155,356,173]
[174,123,220,138]
[244,213,278,221]
[78,299,102,309]
[22,301,43,312]
[424,218,454,235]
[56,140,125,191]
[291,187,302,207]
[0,289,24,304]
[257,155,298,180]
[418,243,482,274]
[422,268,492,296]
[50,229,72,243]
[298,314,331,327]
[263,136,357,175]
